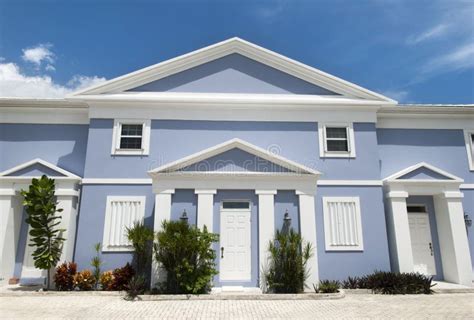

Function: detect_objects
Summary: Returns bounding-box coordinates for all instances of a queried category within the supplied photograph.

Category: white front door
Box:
[408,210,437,276]
[219,201,251,281]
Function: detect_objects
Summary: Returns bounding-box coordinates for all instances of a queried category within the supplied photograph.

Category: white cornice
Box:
[70,37,395,103]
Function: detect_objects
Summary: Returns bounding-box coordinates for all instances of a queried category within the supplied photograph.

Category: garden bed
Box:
[138,290,345,301]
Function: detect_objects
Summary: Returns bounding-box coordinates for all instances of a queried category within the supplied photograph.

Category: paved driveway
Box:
[0,293,472,319]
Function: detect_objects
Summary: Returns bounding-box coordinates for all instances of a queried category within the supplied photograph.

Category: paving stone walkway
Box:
[0,293,473,319]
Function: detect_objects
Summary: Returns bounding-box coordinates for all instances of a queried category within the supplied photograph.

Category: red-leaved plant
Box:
[54,262,77,291]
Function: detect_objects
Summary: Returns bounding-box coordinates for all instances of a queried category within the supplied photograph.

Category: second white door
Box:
[408,210,437,276]
[219,202,251,281]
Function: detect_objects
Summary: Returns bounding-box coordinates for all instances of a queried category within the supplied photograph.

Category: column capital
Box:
[195,189,217,195]
[295,190,315,196]
[441,191,464,200]
[386,191,409,199]
[255,189,277,195]
[155,189,175,195]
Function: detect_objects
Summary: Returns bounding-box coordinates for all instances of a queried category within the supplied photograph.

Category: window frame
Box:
[318,122,356,158]
[464,129,474,171]
[322,196,364,251]
[111,119,151,155]
[102,196,146,252]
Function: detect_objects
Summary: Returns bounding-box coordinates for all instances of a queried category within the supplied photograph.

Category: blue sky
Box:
[0,0,473,103]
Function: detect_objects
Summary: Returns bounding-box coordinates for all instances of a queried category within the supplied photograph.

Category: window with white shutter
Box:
[323,197,363,251]
[102,196,146,252]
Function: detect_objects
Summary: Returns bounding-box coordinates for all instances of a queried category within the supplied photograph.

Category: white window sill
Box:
[321,152,355,158]
[112,149,148,156]
[325,246,364,251]
[102,246,135,252]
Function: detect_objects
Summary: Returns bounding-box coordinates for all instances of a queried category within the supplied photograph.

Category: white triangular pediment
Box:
[70,38,395,103]
[384,162,462,182]
[148,138,320,176]
[0,159,81,180]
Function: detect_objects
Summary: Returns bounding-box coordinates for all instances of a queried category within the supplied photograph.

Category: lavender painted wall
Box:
[377,129,473,183]
[316,186,391,281]
[181,148,291,173]
[129,54,337,95]
[274,190,299,232]
[406,196,444,280]
[74,185,155,271]
[84,120,380,180]
[0,123,89,177]
[170,189,197,224]
[399,167,453,180]
[6,163,66,177]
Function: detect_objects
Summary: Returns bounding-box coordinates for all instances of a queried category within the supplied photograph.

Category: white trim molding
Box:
[464,129,474,171]
[149,138,321,176]
[102,196,146,252]
[322,196,363,251]
[0,158,82,180]
[71,37,394,103]
[318,122,356,158]
[111,119,151,156]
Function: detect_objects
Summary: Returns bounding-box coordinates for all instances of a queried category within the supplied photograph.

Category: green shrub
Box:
[54,262,77,291]
[264,228,313,293]
[314,280,340,293]
[111,263,135,291]
[21,175,65,290]
[342,276,359,289]
[125,275,146,300]
[154,220,219,294]
[126,222,154,278]
[90,243,103,290]
[341,271,434,294]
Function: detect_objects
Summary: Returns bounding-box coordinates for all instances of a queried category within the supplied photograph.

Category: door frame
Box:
[219,200,252,282]
[407,204,437,276]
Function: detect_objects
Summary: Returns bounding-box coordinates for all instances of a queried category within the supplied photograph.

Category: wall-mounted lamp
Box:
[464,213,472,228]
[283,210,292,223]
[180,209,189,223]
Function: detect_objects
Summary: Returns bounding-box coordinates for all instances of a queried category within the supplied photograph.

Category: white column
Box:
[0,192,19,282]
[255,189,276,291]
[195,189,216,232]
[385,191,414,273]
[57,195,78,263]
[434,192,472,286]
[150,189,174,288]
[297,191,319,291]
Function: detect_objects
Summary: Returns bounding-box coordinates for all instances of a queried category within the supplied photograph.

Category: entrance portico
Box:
[0,159,81,284]
[384,162,472,286]
[148,139,321,290]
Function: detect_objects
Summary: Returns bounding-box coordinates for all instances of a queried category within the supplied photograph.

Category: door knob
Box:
[221,247,224,259]
[429,243,433,256]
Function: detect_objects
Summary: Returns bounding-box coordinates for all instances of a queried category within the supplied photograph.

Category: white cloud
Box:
[381,89,410,102]
[407,24,449,45]
[0,61,106,98]
[22,43,55,67]
[421,42,474,75]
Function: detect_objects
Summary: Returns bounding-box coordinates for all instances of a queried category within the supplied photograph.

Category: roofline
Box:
[0,98,87,109]
[378,105,474,116]
[69,37,396,103]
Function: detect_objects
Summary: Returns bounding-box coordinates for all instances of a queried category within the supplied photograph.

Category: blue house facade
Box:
[1,38,473,289]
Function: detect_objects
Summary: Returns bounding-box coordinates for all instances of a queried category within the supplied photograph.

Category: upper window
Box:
[323,197,363,251]
[111,119,151,155]
[465,129,474,171]
[318,123,356,158]
[102,196,146,252]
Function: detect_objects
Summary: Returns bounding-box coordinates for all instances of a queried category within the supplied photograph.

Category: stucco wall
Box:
[84,119,380,180]
[0,123,89,176]
[377,128,473,183]
[316,186,391,281]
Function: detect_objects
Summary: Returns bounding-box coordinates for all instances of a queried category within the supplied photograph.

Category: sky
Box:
[0,0,473,104]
